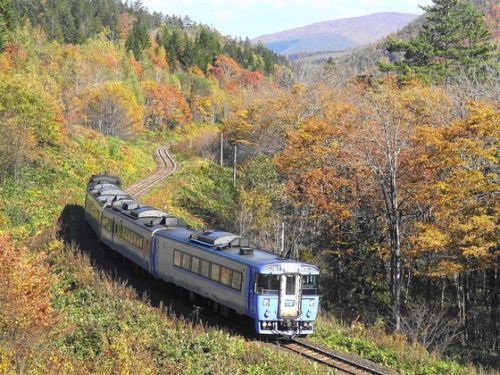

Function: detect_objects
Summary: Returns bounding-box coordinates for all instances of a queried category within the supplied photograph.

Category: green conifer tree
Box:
[0,0,15,51]
[125,19,151,60]
[380,0,496,83]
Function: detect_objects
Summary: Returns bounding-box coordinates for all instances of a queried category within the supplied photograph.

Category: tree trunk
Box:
[489,268,499,351]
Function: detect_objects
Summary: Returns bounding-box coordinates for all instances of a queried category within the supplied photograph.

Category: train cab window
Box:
[231,271,242,291]
[200,260,210,278]
[173,250,182,267]
[220,267,231,286]
[181,253,191,270]
[191,257,200,274]
[254,274,280,295]
[285,275,296,295]
[302,275,319,295]
[210,264,220,282]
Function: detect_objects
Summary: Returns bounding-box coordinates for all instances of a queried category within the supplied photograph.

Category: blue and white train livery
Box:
[84,175,320,336]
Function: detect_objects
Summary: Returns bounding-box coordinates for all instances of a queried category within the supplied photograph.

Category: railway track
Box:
[126,145,177,198]
[280,338,391,375]
[123,145,392,375]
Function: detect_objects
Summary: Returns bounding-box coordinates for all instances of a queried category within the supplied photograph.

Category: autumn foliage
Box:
[0,236,55,334]
[141,80,192,130]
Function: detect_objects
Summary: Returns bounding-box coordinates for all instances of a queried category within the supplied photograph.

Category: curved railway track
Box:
[280,338,391,375]
[126,145,177,198]
[122,145,392,374]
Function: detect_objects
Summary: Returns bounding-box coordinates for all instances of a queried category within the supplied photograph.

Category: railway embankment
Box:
[0,125,477,373]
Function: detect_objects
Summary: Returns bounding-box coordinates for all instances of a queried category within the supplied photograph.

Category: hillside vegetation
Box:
[0,0,498,373]
[324,0,499,77]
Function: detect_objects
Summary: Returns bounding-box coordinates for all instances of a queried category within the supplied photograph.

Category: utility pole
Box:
[233,145,237,188]
[280,222,285,257]
[220,133,224,166]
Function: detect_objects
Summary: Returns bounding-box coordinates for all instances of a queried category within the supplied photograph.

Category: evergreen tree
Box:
[380,0,496,83]
[125,19,150,59]
[195,28,221,71]
[0,0,15,51]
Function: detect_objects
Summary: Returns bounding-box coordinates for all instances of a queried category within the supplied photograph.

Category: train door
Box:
[150,236,159,278]
[248,268,258,315]
[279,274,302,319]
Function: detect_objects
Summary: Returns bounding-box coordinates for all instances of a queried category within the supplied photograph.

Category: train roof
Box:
[156,227,319,272]
[87,175,318,273]
[88,174,121,188]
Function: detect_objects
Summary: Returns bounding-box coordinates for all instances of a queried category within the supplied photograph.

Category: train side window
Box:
[102,217,112,232]
[231,271,242,291]
[220,267,231,286]
[181,253,191,270]
[200,260,210,278]
[173,250,182,267]
[191,257,200,274]
[210,264,220,282]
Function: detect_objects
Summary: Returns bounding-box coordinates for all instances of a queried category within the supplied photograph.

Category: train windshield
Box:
[254,274,280,295]
[302,275,319,295]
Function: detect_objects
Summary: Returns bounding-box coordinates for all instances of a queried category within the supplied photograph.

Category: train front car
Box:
[251,261,319,336]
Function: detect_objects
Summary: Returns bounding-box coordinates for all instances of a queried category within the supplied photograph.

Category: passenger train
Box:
[84,174,320,336]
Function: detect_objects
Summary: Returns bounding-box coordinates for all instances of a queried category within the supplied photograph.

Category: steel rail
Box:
[126,145,177,198]
[123,146,391,375]
[281,338,390,375]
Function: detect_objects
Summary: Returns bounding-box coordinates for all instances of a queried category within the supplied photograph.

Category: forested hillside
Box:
[320,0,499,77]
[0,0,498,373]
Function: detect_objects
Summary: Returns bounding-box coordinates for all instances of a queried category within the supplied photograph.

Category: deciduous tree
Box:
[80,81,143,137]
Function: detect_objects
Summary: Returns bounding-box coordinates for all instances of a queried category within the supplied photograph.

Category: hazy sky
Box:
[142,0,433,39]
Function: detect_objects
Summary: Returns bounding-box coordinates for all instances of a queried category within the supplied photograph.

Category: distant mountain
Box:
[253,12,419,55]
[321,0,497,77]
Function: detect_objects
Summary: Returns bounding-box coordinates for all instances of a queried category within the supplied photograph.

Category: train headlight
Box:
[262,298,270,306]
[309,299,315,306]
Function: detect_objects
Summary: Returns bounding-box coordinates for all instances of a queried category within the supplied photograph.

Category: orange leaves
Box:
[276,116,358,225]
[141,80,192,130]
[0,236,56,333]
[117,12,137,40]
[0,44,28,72]
[128,55,143,77]
[144,44,169,71]
[210,54,265,91]
[289,168,354,222]
[211,55,241,79]
[240,70,265,86]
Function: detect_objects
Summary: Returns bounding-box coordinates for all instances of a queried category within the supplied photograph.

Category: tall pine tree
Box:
[0,0,15,51]
[380,0,496,83]
[125,19,151,60]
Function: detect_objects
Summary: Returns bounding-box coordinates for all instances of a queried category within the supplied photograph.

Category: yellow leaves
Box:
[426,261,464,278]
[410,101,499,271]
[412,224,448,254]
[80,81,143,137]
[0,349,15,374]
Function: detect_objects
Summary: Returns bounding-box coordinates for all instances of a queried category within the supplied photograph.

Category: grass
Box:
[0,126,159,239]
[310,315,488,375]
[0,123,328,374]
[0,233,327,374]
